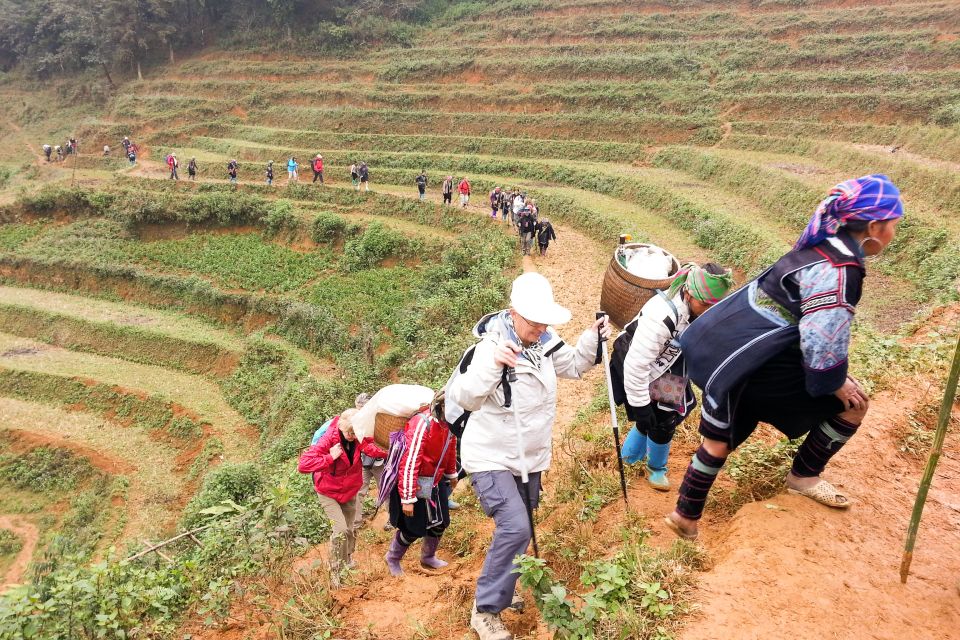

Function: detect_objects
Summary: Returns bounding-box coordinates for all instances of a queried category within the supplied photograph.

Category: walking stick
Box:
[596,312,629,507]
[900,331,960,583]
[505,366,540,558]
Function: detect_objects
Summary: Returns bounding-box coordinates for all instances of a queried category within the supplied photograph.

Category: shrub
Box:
[310,211,352,244]
[341,222,412,271]
[263,199,297,235]
[0,447,95,493]
[0,529,22,556]
[181,462,264,528]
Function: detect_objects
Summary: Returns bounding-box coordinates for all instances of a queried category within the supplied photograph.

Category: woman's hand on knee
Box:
[835,378,869,413]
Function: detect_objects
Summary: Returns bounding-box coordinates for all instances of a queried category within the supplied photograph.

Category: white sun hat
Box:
[510,272,571,326]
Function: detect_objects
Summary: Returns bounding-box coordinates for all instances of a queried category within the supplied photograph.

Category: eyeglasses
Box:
[516,314,548,334]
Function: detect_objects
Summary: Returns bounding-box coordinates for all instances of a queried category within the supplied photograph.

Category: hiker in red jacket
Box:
[384,401,458,576]
[458,177,471,208]
[298,408,386,587]
[312,154,324,183]
[166,153,179,180]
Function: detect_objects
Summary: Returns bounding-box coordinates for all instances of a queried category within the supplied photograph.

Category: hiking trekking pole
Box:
[505,365,540,558]
[900,330,960,583]
[596,312,629,507]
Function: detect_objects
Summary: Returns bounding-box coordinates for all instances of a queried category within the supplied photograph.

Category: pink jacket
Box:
[297,416,384,503]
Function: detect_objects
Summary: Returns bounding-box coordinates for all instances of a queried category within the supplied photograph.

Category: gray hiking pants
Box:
[471,470,542,613]
[316,493,359,576]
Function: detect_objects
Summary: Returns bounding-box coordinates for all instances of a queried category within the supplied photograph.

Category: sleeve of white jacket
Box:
[446,337,504,412]
[552,326,600,380]
[622,312,671,408]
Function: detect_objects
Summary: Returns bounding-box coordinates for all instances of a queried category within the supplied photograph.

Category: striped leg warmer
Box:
[675,445,728,521]
[791,416,860,478]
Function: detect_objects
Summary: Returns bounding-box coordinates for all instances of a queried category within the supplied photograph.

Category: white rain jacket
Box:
[622,291,690,408]
[448,311,599,476]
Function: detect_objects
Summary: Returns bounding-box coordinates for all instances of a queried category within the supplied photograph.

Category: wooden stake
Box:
[900,331,960,583]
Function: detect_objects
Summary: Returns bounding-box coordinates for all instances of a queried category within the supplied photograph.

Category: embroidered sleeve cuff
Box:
[444,473,458,479]
[804,361,848,397]
[400,497,417,505]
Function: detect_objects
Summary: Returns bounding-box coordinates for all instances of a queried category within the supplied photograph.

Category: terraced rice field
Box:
[0,0,958,637]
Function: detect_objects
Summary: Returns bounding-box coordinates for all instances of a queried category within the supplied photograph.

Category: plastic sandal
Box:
[663,515,698,541]
[787,479,851,509]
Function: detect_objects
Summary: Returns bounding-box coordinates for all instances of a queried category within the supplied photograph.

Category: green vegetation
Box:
[516,521,704,640]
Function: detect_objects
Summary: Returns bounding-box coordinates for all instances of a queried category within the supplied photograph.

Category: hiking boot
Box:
[645,441,671,491]
[383,521,394,532]
[448,497,461,510]
[507,590,524,612]
[384,530,409,577]
[470,602,513,640]
[420,535,448,570]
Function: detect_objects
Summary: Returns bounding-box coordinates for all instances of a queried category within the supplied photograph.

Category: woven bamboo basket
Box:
[600,243,680,329]
[374,412,411,448]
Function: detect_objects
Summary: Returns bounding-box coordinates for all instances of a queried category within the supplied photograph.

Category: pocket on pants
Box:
[471,472,507,517]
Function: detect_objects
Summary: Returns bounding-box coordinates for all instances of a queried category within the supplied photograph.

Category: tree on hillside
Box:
[104,0,177,81]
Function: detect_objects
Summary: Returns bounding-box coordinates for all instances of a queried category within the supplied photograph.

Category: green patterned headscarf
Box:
[666,263,734,304]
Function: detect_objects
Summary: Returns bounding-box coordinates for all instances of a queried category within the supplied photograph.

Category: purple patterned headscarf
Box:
[794,174,904,250]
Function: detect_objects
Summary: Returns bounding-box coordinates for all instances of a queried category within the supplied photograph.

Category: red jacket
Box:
[458,179,471,195]
[398,411,458,504]
[313,158,323,172]
[297,416,385,503]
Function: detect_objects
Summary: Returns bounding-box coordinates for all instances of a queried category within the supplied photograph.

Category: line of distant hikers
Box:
[42,136,559,258]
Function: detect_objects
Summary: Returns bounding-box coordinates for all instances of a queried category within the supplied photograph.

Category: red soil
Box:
[0,515,39,594]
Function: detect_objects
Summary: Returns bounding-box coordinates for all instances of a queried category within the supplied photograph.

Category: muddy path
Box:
[0,515,39,594]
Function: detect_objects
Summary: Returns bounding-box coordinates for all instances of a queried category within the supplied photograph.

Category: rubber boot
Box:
[645,441,671,491]
[384,530,409,576]
[621,427,648,465]
[420,535,448,570]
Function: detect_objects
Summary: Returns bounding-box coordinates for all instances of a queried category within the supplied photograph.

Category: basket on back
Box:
[374,413,411,449]
[351,384,435,448]
[600,243,680,329]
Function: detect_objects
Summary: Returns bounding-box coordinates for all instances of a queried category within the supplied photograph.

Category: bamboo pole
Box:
[124,524,211,562]
[900,331,960,583]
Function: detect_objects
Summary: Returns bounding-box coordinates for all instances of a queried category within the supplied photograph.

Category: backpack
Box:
[310,418,334,445]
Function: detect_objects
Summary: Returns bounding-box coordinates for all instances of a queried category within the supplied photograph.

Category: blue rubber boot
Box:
[621,428,648,465]
[645,441,671,491]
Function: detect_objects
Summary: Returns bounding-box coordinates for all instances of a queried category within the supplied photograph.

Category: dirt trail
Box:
[0,515,39,594]
[3,117,45,163]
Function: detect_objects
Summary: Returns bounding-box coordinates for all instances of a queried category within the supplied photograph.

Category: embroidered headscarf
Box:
[666,263,734,304]
[795,174,904,251]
